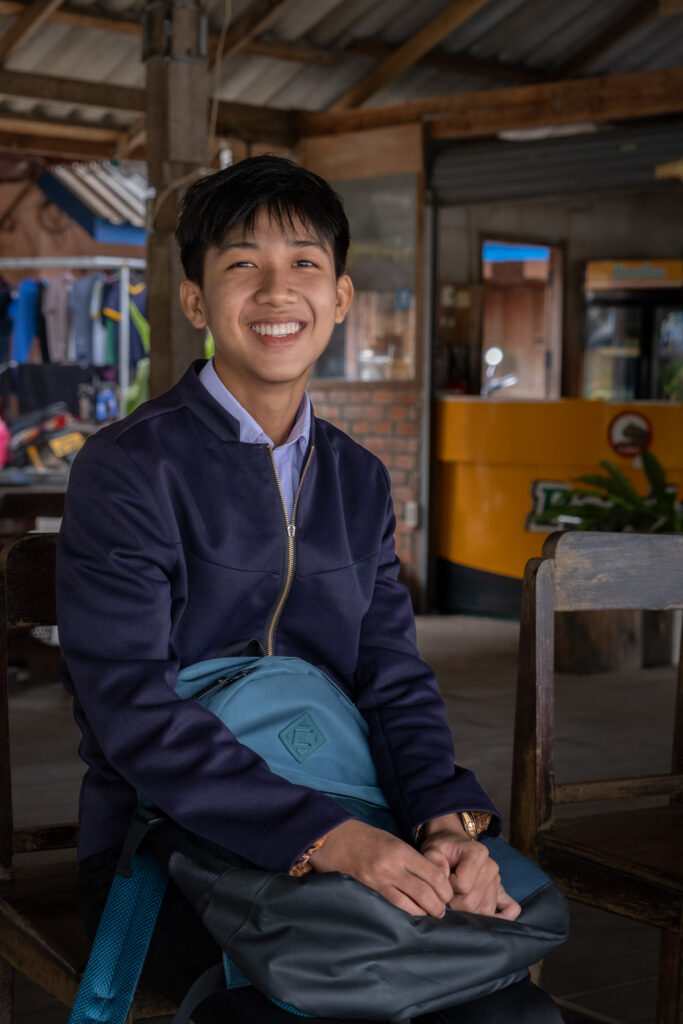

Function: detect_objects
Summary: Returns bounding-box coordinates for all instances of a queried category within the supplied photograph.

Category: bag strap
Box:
[67,811,169,1024]
[169,963,226,1024]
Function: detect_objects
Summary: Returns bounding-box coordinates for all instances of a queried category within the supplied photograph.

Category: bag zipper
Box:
[195,665,258,700]
[265,444,315,656]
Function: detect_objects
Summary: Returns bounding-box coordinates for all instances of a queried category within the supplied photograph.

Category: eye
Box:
[294,259,317,268]
[229,260,255,269]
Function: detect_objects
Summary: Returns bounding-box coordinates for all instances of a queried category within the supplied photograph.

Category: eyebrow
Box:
[217,238,328,255]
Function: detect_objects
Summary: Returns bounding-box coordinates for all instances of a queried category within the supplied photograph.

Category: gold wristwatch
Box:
[459,811,492,840]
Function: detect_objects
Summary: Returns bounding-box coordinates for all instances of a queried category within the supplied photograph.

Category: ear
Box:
[180,279,208,329]
[334,274,354,324]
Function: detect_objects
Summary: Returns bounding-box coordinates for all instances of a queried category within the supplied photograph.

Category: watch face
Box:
[460,812,478,839]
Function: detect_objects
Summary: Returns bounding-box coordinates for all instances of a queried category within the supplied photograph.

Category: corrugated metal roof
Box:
[50,160,147,226]
[429,119,683,203]
[0,0,680,157]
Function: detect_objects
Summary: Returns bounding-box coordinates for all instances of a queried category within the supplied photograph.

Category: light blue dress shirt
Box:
[199,359,311,522]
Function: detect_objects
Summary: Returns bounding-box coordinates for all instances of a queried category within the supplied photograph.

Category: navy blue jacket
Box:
[57,361,499,870]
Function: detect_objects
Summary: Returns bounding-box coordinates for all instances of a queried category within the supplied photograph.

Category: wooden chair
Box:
[511,530,683,1024]
[0,532,174,1022]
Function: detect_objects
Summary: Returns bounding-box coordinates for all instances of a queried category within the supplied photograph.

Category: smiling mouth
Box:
[250,321,304,338]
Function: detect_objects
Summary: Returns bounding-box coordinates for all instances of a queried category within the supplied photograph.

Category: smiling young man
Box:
[57,156,562,1023]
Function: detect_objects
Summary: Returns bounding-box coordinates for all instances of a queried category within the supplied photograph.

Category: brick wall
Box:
[308,381,422,601]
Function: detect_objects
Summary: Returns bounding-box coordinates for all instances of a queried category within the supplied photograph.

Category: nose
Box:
[254,266,296,306]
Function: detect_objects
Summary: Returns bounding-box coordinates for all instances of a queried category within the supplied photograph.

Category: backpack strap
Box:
[67,811,168,1024]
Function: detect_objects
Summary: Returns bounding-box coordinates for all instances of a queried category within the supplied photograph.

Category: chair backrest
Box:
[0,533,69,877]
[511,531,683,852]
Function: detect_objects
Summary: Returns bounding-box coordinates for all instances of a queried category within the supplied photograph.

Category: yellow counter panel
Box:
[435,397,683,587]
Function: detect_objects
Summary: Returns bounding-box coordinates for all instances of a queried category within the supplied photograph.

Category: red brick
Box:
[393,485,417,502]
[390,405,408,420]
[388,469,407,485]
[397,422,417,437]
[371,390,395,404]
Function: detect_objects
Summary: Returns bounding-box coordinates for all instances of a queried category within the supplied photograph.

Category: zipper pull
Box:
[287,524,296,538]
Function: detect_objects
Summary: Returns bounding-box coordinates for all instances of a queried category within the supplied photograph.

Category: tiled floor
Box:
[7,615,675,1023]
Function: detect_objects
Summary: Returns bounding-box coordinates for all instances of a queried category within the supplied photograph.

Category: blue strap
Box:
[68,853,168,1024]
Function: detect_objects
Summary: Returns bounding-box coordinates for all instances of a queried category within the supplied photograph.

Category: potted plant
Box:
[532,451,682,671]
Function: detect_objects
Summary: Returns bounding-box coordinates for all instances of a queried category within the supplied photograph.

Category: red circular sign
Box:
[607,411,653,458]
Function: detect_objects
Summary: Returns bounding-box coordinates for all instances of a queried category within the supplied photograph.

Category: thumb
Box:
[496,884,521,921]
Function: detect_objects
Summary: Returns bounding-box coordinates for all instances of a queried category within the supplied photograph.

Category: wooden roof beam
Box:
[296,66,683,138]
[0,68,294,143]
[330,0,496,110]
[0,68,145,111]
[0,3,546,84]
[212,0,295,67]
[345,37,547,84]
[0,131,119,160]
[554,0,658,78]
[0,0,65,65]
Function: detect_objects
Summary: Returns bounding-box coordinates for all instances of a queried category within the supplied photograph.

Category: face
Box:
[180,212,353,409]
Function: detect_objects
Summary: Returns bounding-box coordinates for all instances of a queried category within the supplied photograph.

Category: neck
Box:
[213,363,307,446]
[247,392,304,447]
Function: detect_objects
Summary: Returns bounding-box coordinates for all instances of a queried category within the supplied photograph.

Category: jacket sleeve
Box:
[352,467,501,840]
[57,434,351,872]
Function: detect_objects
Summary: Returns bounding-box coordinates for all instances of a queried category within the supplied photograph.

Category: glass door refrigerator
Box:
[582,260,683,401]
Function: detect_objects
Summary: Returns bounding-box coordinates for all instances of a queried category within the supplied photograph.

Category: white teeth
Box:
[251,322,302,337]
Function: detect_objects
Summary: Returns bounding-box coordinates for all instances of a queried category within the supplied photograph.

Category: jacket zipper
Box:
[265,444,315,656]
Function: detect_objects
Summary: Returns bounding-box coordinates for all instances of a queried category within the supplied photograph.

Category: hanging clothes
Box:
[89,273,108,365]
[69,272,102,366]
[35,281,51,363]
[42,274,73,363]
[9,278,40,363]
[0,277,13,364]
[101,274,147,369]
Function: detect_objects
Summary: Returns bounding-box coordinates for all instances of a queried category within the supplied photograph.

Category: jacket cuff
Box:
[289,832,331,877]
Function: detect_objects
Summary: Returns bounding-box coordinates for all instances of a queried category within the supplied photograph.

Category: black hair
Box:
[176,155,350,285]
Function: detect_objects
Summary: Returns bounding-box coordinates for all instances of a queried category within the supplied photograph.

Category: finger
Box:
[496,885,522,921]
[399,871,448,918]
[420,846,451,879]
[406,851,454,905]
[449,847,499,897]
[383,887,429,917]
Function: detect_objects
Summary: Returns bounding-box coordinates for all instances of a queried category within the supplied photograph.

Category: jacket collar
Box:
[172,360,317,447]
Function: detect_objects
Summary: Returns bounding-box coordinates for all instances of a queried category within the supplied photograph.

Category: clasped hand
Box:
[307,818,521,921]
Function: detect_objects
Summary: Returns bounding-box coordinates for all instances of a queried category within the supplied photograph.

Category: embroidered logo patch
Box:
[279,712,326,763]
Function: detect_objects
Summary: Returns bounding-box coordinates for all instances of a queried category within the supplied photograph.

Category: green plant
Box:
[533,450,683,534]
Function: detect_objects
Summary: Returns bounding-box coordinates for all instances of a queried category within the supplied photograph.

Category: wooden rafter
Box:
[1,67,683,155]
[0,68,145,111]
[115,115,147,159]
[0,0,65,64]
[345,37,547,84]
[0,0,139,33]
[212,0,295,66]
[296,66,683,138]
[0,132,117,160]
[554,0,658,77]
[330,0,496,110]
[0,114,121,141]
[0,68,295,143]
[0,4,549,84]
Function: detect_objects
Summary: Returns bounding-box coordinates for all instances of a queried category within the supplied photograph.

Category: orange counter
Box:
[435,396,683,615]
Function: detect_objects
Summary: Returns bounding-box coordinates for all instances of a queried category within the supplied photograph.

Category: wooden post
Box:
[143,0,209,398]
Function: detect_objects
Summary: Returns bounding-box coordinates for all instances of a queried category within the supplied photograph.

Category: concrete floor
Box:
[7,615,675,1023]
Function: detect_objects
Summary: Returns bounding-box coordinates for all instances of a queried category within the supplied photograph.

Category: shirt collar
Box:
[198,357,311,451]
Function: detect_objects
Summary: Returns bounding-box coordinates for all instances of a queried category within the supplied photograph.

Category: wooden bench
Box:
[511,531,683,1024]
[0,532,174,1022]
